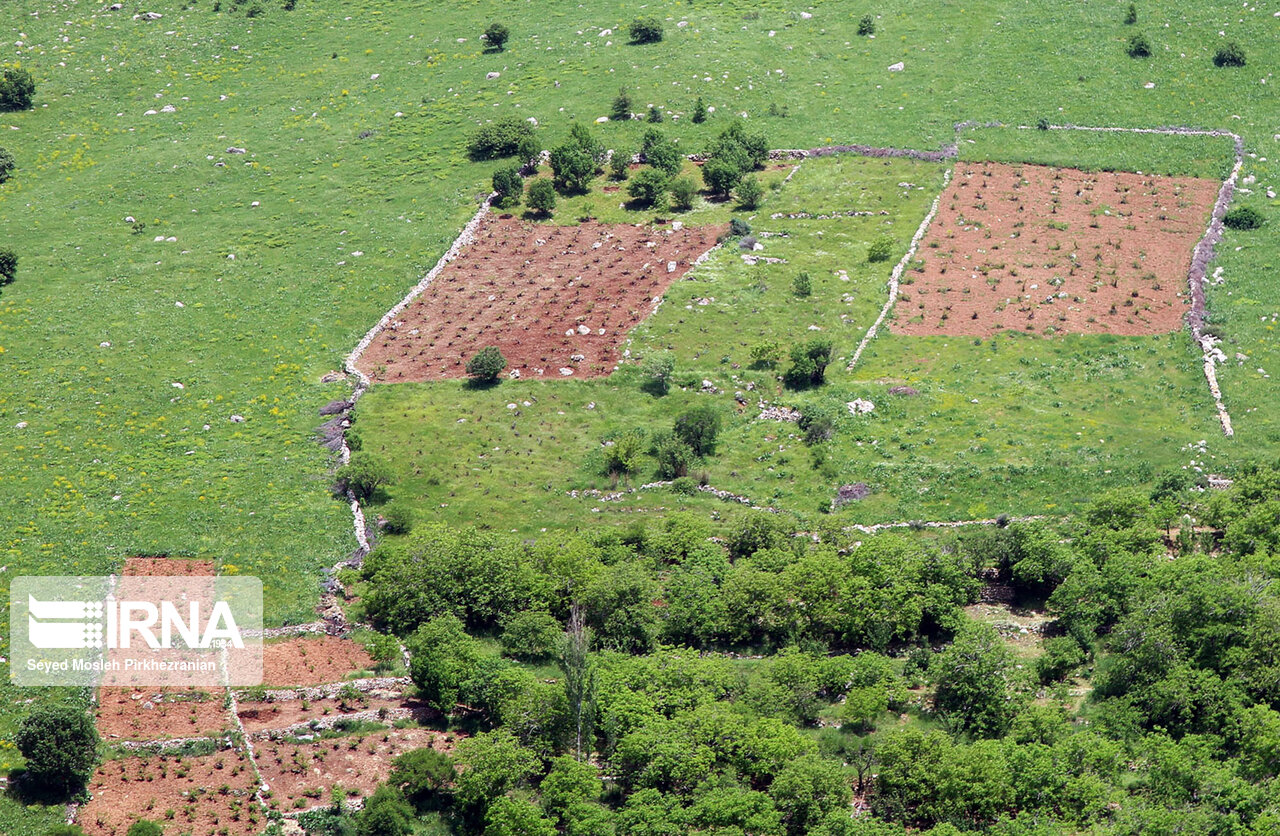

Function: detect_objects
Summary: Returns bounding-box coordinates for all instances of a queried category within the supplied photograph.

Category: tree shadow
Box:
[463,377,502,391]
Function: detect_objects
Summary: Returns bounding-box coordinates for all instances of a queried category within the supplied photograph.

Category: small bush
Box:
[702,157,743,196]
[610,150,631,181]
[867,235,895,263]
[336,453,391,502]
[671,476,698,495]
[0,68,35,112]
[126,823,164,836]
[647,104,663,123]
[792,272,812,297]
[1124,3,1137,24]
[749,341,782,368]
[1213,42,1246,68]
[611,87,633,121]
[282,0,296,10]
[500,610,561,660]
[799,402,837,445]
[0,146,15,184]
[465,345,508,381]
[491,165,523,208]
[641,129,683,176]
[652,431,696,479]
[735,175,764,210]
[673,405,722,457]
[467,117,536,160]
[1036,117,1050,131]
[641,352,675,394]
[784,338,834,389]
[629,17,664,44]
[603,429,647,476]
[245,4,263,18]
[692,96,707,124]
[484,22,510,50]
[739,235,758,250]
[857,15,875,36]
[728,218,752,238]
[381,501,414,535]
[626,168,669,208]
[549,144,595,194]
[16,706,99,796]
[526,178,556,215]
[0,248,16,285]
[1223,206,1263,230]
[1126,32,1152,58]
[669,177,698,211]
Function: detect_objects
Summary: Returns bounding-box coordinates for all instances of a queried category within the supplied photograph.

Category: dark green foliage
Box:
[692,96,708,123]
[609,149,631,181]
[769,754,853,836]
[735,175,764,209]
[0,68,36,111]
[44,827,87,836]
[669,176,698,211]
[640,129,683,176]
[858,15,875,36]
[867,235,895,263]
[335,452,391,502]
[125,823,163,836]
[408,614,510,713]
[15,706,99,796]
[792,271,812,297]
[465,345,507,381]
[282,0,296,10]
[784,338,834,389]
[932,622,1022,737]
[702,156,744,196]
[452,729,542,822]
[491,165,523,208]
[354,785,415,836]
[467,117,536,160]
[651,430,695,479]
[673,405,721,457]
[1127,32,1152,58]
[729,218,752,237]
[1224,205,1263,230]
[0,146,14,184]
[380,500,414,535]
[550,144,597,193]
[389,747,455,811]
[0,248,16,285]
[646,104,663,123]
[526,178,556,215]
[486,795,556,836]
[641,351,675,394]
[1037,117,1051,131]
[602,429,647,476]
[1213,41,1245,67]
[611,87,633,121]
[629,17,664,44]
[1124,2,1137,24]
[501,610,562,660]
[484,22,510,50]
[626,167,670,208]
[799,402,837,444]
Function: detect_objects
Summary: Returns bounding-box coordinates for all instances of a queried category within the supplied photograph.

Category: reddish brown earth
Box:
[260,636,377,686]
[358,216,724,381]
[237,693,425,734]
[892,162,1218,336]
[97,688,232,741]
[256,728,448,812]
[80,750,260,836]
[122,556,216,576]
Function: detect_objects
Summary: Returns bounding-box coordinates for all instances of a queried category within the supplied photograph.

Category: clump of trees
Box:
[702,121,769,197]
[467,117,538,161]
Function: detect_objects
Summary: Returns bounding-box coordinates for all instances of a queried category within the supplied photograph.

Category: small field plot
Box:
[261,636,378,687]
[357,217,723,382]
[894,162,1219,337]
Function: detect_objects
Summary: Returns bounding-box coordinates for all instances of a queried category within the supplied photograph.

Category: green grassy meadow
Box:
[0,0,1276,823]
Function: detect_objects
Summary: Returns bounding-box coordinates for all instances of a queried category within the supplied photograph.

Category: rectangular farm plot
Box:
[894,162,1219,336]
[357,217,724,382]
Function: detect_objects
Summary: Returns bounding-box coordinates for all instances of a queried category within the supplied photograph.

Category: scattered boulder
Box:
[834,483,871,506]
[134,11,163,20]
[226,146,247,154]
[847,398,875,415]
[887,385,919,396]
[486,72,501,79]
[319,399,351,416]
[888,61,904,72]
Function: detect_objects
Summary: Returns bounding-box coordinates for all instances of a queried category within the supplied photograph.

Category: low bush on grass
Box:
[629,17,663,44]
[466,346,508,382]
[484,22,510,51]
[1223,206,1263,230]
[1213,42,1246,68]
[1126,33,1152,58]
[468,117,537,161]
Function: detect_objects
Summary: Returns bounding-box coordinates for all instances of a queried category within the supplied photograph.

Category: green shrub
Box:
[1036,117,1051,131]
[735,175,764,210]
[126,823,164,836]
[673,405,722,457]
[1213,42,1246,68]
[1126,32,1152,58]
[603,429,647,476]
[640,129,683,176]
[15,706,99,796]
[671,476,698,495]
[381,501,414,535]
[691,96,708,123]
[784,338,834,389]
[793,272,812,297]
[641,351,675,394]
[702,157,743,196]
[484,22,510,50]
[626,168,670,208]
[465,346,508,381]
[652,431,696,479]
[749,340,782,368]
[647,104,663,123]
[0,146,14,184]
[611,87,633,121]
[491,165,523,208]
[669,177,698,211]
[1124,3,1137,24]
[336,453,392,501]
[799,402,837,444]
[1223,206,1264,230]
[629,17,664,44]
[0,68,35,111]
[526,178,556,215]
[515,133,540,164]
[467,117,536,160]
[610,150,631,181]
[857,15,875,36]
[500,610,562,660]
[728,218,752,238]
[282,0,296,10]
[0,248,16,285]
[550,144,596,194]
[867,235,895,263]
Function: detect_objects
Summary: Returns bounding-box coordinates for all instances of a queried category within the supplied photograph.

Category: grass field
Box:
[0,0,1276,824]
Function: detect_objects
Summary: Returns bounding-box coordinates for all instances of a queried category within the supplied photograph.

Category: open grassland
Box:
[0,0,1276,820]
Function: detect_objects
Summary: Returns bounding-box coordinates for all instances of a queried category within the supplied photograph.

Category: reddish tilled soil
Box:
[358,217,724,381]
[237,693,425,734]
[260,636,377,686]
[893,162,1218,336]
[122,556,216,576]
[79,749,260,836]
[256,728,448,812]
[97,688,232,741]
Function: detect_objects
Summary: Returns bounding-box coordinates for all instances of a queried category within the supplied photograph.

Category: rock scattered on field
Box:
[887,385,919,396]
[229,414,245,423]
[888,61,904,72]
[758,404,801,422]
[847,399,875,415]
[701,379,720,394]
[486,72,500,79]
[134,11,162,20]
[559,367,574,376]
[227,146,246,154]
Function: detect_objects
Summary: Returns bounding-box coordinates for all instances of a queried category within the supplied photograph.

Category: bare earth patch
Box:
[260,636,376,686]
[358,216,724,382]
[237,693,425,734]
[893,162,1218,336]
[97,688,231,742]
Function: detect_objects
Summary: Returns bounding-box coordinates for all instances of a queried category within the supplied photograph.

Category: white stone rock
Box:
[577,324,591,335]
[486,72,500,79]
[559,367,574,376]
[15,421,27,429]
[888,61,904,71]
[847,399,875,415]
[229,414,245,423]
[100,341,111,348]
[667,261,677,273]
[596,116,609,123]
[227,146,246,154]
[160,104,176,112]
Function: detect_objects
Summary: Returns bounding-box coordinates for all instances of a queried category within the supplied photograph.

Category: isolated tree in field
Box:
[1213,42,1246,67]
[611,87,633,121]
[735,175,764,209]
[867,234,895,263]
[0,146,14,184]
[609,149,631,181]
[0,249,16,285]
[566,121,607,165]
[0,68,35,111]
[467,117,536,160]
[526,178,556,215]
[692,96,708,123]
[858,14,875,36]
[669,176,697,211]
[491,165,523,208]
[673,405,721,457]
[651,430,695,478]
[784,338,833,389]
[641,351,675,394]
[1124,2,1138,24]
[466,345,508,382]
[793,271,812,297]
[15,705,98,796]
[484,22,510,51]
[629,17,664,44]
[626,167,669,208]
[1127,32,1152,58]
[336,452,391,501]
[646,104,663,123]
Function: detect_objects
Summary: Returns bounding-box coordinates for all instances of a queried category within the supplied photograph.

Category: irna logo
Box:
[26,595,244,650]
